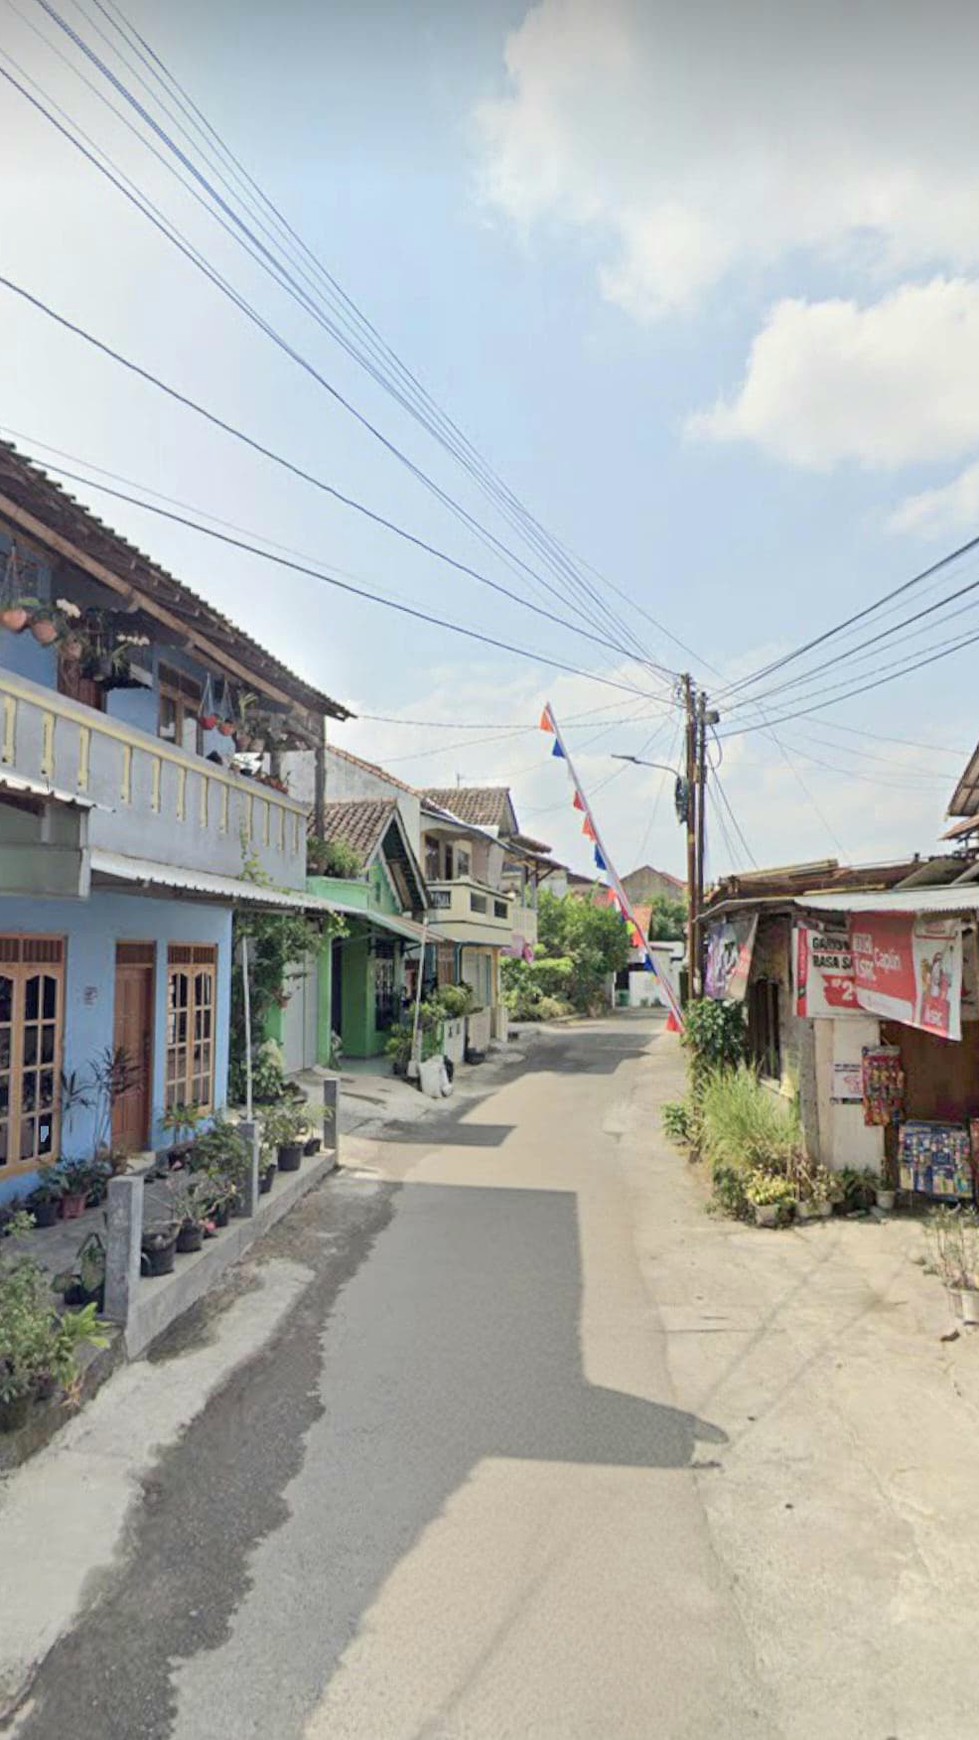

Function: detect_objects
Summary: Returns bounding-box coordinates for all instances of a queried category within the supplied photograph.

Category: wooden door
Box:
[113,951,154,1152]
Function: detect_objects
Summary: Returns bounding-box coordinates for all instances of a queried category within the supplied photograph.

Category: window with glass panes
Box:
[165,944,217,1111]
[0,937,65,1177]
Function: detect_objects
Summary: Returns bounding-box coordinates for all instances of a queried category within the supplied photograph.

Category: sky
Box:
[1,0,977,884]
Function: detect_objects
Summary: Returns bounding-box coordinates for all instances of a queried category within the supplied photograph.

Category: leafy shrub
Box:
[662,1100,697,1146]
[698,1065,802,1220]
[0,1217,107,1412]
[433,983,473,1019]
[682,999,748,1093]
[306,835,364,878]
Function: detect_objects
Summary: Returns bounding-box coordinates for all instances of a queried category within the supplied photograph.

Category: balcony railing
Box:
[425,876,513,943]
[0,669,308,888]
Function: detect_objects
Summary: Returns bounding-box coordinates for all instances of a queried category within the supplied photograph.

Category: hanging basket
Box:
[199,672,219,732]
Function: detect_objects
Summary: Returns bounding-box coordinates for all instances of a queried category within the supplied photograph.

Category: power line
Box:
[29,456,665,699]
[15,4,676,680]
[717,527,979,704]
[0,271,666,679]
[723,556,979,717]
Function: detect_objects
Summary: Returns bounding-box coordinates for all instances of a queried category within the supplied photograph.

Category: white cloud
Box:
[687,279,979,468]
[889,459,979,539]
[477,0,979,321]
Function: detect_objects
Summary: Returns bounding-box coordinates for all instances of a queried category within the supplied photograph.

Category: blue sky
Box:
[1,0,977,882]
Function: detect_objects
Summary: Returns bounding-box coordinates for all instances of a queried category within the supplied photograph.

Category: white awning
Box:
[798,888,979,916]
[88,850,427,938]
[90,850,339,913]
[0,771,103,809]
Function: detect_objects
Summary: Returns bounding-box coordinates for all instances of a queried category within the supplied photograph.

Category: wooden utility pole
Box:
[695,690,709,996]
[683,674,698,1002]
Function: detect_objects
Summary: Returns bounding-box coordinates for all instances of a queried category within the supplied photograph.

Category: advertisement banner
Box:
[850,914,963,1041]
[705,913,758,1003]
[795,921,859,1017]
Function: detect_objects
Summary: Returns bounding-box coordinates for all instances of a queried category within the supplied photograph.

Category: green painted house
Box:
[306,798,428,1060]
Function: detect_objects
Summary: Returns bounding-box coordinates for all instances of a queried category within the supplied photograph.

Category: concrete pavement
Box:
[6,1014,979,1737]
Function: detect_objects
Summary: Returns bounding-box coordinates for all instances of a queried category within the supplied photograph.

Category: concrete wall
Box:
[0,890,232,1204]
[284,744,422,846]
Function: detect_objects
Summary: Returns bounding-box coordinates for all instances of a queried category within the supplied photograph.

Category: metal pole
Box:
[242,932,254,1121]
[684,675,698,1003]
[408,920,428,1077]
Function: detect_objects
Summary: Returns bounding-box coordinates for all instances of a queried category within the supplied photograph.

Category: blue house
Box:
[0,442,349,1204]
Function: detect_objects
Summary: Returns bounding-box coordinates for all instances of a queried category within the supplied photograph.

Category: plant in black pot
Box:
[141,1189,180,1277]
[159,1100,206,1167]
[27,1165,65,1229]
[53,1231,106,1310]
[258,1141,277,1195]
[169,1178,215,1254]
[262,1103,306,1173]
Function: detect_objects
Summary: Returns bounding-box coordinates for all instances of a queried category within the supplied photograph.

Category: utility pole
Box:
[683,674,698,1002]
[695,690,708,996]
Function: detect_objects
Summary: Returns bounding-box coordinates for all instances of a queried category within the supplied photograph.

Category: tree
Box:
[647,893,687,942]
[535,888,632,1013]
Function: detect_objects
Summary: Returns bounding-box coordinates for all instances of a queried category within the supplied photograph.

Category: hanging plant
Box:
[216,677,236,736]
[0,543,33,632]
[199,672,218,732]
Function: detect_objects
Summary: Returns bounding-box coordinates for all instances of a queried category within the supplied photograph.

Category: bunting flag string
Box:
[538,699,685,1031]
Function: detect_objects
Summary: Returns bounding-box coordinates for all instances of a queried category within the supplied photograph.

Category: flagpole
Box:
[541,704,685,1029]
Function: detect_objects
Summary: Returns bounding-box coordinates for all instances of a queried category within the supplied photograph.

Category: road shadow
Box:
[16,1027,716,1739]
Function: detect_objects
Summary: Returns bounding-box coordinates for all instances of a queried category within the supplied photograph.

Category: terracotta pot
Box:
[0,607,28,633]
[31,617,59,646]
[200,713,219,731]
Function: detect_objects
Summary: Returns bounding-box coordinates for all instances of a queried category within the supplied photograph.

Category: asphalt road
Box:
[13,1017,774,1739]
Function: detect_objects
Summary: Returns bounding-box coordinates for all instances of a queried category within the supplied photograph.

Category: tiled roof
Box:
[0,441,350,722]
[421,786,514,830]
[319,799,397,867]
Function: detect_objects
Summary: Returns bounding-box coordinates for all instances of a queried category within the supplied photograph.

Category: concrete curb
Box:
[125,1150,338,1358]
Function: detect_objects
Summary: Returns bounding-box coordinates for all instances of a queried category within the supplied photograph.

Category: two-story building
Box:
[0,442,349,1202]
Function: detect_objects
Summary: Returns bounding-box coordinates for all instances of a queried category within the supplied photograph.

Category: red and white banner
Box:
[850,914,963,1041]
[795,921,860,1018]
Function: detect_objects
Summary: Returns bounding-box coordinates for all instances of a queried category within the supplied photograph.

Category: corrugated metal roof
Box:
[0,770,101,809]
[90,850,336,912]
[798,887,979,915]
[89,849,427,941]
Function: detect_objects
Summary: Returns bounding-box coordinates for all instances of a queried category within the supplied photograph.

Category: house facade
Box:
[0,442,348,1202]
[699,854,974,1180]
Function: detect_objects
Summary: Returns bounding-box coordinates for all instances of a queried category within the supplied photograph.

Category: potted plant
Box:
[746,1169,796,1228]
[159,1100,206,1164]
[261,1102,306,1172]
[875,1159,897,1213]
[258,1142,277,1195]
[0,1214,108,1431]
[141,1217,180,1277]
[53,1231,106,1310]
[27,1165,64,1228]
[925,1207,979,1322]
[162,1177,212,1253]
[57,1158,95,1220]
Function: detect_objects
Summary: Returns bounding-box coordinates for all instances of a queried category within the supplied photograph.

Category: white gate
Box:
[281,952,319,1074]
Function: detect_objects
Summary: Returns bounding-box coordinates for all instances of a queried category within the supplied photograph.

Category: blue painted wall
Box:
[0,890,233,1204]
